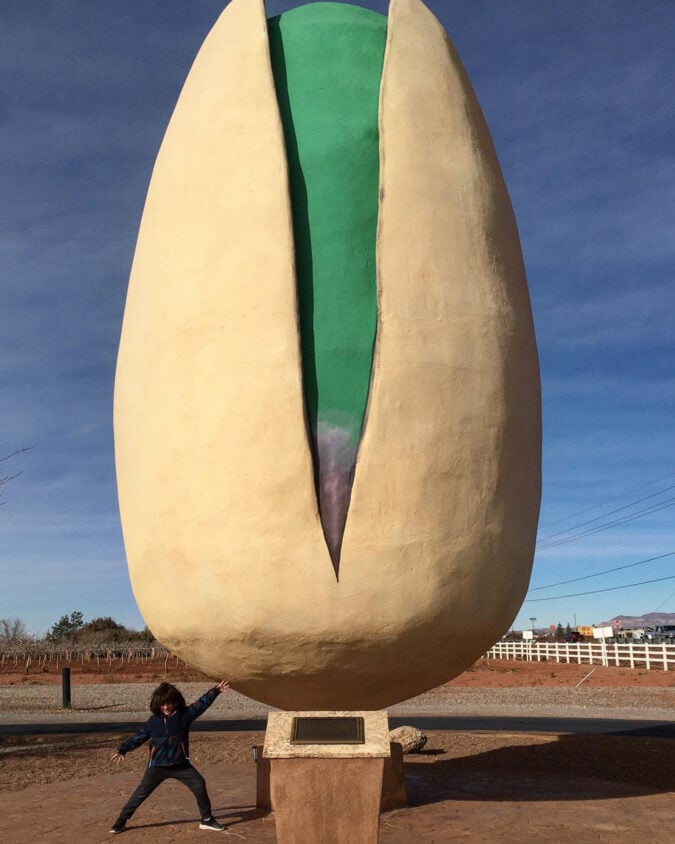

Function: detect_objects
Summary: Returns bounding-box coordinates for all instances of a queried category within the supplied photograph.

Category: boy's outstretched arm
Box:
[111,725,151,763]
[186,678,230,722]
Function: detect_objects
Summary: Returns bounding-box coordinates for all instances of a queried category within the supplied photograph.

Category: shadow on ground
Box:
[404,733,675,807]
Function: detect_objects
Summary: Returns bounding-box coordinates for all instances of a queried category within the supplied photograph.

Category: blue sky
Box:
[1,0,673,637]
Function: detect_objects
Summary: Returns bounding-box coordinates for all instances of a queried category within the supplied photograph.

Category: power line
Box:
[655,590,675,612]
[536,495,675,551]
[536,484,675,545]
[538,468,675,529]
[528,551,675,592]
[538,496,675,550]
[523,574,675,603]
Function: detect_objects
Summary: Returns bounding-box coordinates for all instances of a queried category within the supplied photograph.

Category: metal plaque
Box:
[290,716,365,745]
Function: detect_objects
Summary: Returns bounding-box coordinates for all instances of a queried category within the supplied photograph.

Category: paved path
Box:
[1,712,673,739]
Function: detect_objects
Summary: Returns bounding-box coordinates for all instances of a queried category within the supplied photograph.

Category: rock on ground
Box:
[390,725,427,753]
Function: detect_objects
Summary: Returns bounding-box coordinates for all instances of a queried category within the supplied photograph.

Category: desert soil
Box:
[0,659,672,842]
[2,653,674,688]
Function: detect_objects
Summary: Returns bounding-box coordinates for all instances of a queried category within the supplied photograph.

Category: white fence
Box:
[487,640,675,671]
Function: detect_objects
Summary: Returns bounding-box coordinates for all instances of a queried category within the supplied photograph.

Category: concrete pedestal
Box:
[255,741,406,815]
[261,711,399,844]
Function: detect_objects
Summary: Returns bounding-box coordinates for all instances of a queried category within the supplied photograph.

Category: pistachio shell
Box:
[114,0,541,709]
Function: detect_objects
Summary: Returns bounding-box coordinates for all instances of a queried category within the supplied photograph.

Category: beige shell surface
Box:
[114,0,541,710]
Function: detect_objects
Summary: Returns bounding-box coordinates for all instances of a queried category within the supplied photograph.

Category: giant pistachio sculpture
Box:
[114,0,541,710]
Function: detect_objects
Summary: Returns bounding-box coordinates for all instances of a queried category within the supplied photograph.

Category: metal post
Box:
[62,667,71,709]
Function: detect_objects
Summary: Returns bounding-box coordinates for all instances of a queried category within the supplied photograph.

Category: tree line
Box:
[0,612,156,647]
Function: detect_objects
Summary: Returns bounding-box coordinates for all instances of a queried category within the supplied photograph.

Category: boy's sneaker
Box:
[199,817,226,831]
[109,818,126,834]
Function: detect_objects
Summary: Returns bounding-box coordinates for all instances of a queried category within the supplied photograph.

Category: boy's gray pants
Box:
[118,762,212,821]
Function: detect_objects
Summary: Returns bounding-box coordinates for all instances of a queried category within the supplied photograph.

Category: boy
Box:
[109,678,230,833]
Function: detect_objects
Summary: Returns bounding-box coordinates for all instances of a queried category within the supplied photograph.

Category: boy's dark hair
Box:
[150,682,186,716]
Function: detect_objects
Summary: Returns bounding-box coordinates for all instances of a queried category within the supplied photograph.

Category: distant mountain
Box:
[599,612,675,628]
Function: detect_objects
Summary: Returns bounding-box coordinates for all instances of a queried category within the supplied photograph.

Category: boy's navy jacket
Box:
[117,686,221,767]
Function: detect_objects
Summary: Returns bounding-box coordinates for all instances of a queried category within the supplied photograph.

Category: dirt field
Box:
[2,653,674,688]
[0,654,208,687]
[1,659,672,842]
[1,728,674,842]
[447,657,675,688]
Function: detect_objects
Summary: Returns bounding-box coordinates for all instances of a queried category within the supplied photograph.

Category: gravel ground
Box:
[1,682,673,723]
[0,684,271,721]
